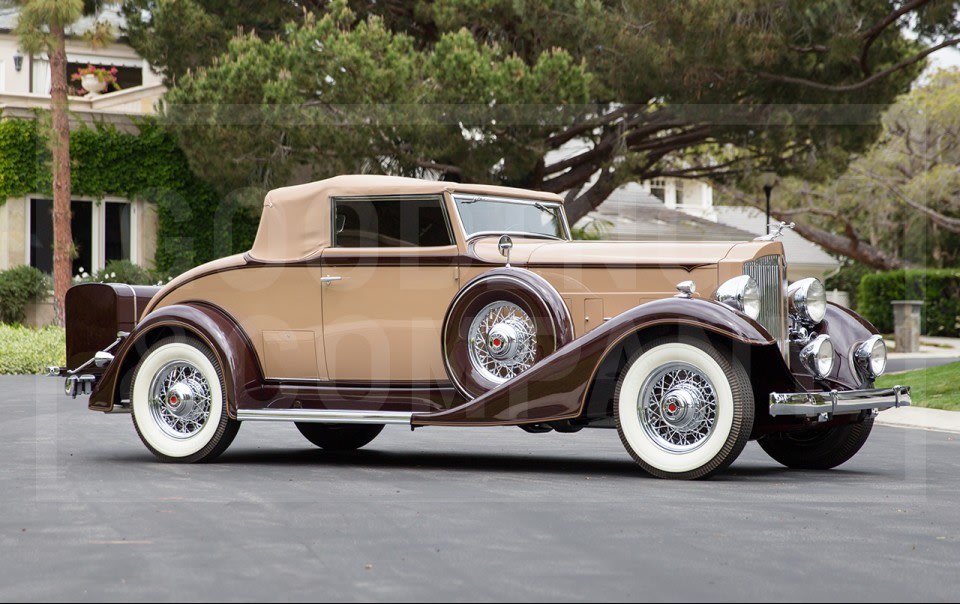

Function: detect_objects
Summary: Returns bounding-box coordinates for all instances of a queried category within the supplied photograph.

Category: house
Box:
[576,178,840,281]
[0,7,164,278]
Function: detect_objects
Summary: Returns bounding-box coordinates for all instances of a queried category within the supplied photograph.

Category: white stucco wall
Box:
[0,33,161,95]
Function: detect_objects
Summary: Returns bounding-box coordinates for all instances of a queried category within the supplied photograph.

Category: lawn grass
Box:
[876,361,960,411]
[0,324,65,374]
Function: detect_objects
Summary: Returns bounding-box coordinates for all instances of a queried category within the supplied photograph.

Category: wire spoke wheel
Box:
[614,337,753,479]
[467,301,537,384]
[131,337,240,463]
[148,360,213,439]
[639,362,718,453]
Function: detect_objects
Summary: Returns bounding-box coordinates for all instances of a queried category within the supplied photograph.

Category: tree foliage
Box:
[130,0,960,227]
[721,69,960,270]
[0,118,235,276]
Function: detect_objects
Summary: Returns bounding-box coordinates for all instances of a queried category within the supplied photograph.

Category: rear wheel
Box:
[758,419,874,470]
[295,423,384,451]
[614,337,754,480]
[130,336,240,463]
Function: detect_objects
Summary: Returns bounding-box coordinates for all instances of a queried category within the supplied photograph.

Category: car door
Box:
[320,194,461,382]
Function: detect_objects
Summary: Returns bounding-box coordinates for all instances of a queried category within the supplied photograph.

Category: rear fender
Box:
[89,302,264,418]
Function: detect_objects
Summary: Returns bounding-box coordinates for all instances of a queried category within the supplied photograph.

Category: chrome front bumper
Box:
[769,385,911,417]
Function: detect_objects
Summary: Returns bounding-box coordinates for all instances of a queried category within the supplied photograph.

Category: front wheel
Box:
[130,336,240,463]
[614,337,754,480]
[758,418,874,470]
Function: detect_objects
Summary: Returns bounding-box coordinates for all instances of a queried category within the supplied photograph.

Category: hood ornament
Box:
[755,221,795,241]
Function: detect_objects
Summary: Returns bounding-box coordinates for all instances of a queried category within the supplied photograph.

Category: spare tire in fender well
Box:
[441,268,574,400]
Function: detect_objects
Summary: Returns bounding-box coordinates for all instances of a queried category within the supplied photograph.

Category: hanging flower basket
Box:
[71,65,120,95]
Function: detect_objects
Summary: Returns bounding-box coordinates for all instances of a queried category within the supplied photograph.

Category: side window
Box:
[333,196,454,248]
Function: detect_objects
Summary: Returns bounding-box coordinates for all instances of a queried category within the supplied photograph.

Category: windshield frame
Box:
[452,194,572,241]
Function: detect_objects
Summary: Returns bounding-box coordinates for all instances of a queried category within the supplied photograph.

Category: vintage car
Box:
[54,175,910,479]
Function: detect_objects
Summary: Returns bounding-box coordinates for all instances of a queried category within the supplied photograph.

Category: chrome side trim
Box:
[237,409,413,424]
[769,385,911,416]
[122,283,139,326]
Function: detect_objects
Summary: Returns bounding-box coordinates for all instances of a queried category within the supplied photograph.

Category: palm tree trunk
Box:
[49,23,72,327]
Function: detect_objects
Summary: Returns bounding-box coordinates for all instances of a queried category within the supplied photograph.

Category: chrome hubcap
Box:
[149,360,212,439]
[638,362,718,453]
[468,301,537,383]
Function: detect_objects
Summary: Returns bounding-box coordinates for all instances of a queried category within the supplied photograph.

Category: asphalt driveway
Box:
[1,375,958,602]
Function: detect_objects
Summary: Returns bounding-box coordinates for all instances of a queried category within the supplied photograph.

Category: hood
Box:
[470,238,745,268]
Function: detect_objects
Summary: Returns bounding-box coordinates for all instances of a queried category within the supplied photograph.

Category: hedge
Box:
[0,265,49,324]
[0,117,259,276]
[858,269,960,337]
[0,324,65,374]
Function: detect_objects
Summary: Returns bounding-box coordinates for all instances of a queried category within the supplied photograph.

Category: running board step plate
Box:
[237,409,413,425]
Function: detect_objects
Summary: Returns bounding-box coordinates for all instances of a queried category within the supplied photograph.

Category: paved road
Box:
[2,375,958,602]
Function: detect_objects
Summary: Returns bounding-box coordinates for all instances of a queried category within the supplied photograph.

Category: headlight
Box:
[788,278,827,326]
[715,275,761,320]
[799,334,834,379]
[855,334,887,378]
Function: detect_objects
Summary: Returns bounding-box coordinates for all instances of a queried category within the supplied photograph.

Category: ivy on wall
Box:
[0,117,260,276]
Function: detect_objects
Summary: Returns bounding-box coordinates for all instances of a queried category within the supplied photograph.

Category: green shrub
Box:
[0,266,50,324]
[858,269,960,336]
[0,324,64,374]
[76,259,167,286]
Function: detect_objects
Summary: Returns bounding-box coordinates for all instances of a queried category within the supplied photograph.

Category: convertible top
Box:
[249,175,563,262]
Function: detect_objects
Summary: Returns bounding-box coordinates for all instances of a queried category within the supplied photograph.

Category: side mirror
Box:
[498,234,513,268]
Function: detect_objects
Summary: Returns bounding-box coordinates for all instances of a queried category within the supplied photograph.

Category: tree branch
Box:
[859,0,933,75]
[563,167,621,223]
[713,182,910,269]
[851,165,960,233]
[755,35,960,93]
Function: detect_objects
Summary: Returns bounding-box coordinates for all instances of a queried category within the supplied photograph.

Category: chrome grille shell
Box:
[743,255,788,358]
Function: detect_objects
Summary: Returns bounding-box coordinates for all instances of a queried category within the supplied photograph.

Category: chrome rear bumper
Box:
[770,385,910,417]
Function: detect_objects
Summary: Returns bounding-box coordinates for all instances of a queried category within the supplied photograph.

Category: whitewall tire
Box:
[130,336,240,463]
[614,337,754,479]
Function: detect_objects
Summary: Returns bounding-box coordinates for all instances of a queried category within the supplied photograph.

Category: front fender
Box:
[794,302,880,391]
[412,297,775,426]
[89,302,264,418]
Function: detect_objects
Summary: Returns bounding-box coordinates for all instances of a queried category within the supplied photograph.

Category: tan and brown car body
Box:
[65,175,892,436]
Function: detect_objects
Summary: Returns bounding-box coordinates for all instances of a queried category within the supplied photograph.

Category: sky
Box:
[927,45,960,72]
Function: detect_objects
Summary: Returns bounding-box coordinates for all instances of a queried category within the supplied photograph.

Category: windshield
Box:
[454,195,569,240]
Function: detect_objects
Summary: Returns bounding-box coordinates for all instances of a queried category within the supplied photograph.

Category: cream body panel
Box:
[320,247,461,381]
[152,265,329,380]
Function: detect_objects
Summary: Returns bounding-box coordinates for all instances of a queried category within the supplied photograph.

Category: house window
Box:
[675,180,684,205]
[29,198,134,276]
[104,202,131,263]
[650,179,666,202]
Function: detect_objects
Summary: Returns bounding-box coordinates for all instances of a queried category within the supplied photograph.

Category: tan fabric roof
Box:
[250,175,563,262]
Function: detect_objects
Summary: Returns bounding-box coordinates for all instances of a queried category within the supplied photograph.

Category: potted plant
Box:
[71,65,120,95]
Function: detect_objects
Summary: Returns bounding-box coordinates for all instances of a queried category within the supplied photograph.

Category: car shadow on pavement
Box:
[92,446,886,480]
[206,447,845,481]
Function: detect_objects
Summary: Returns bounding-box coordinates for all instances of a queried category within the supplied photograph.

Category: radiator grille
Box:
[743,255,787,357]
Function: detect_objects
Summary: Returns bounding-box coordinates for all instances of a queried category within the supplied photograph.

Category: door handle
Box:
[320,275,342,285]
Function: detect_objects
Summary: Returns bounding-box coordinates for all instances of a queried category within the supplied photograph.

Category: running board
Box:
[237,409,413,425]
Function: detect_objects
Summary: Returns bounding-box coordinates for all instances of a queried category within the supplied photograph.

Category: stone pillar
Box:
[892,300,923,353]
